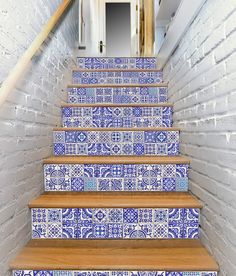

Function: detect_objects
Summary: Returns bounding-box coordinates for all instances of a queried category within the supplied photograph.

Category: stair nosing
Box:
[61,103,173,108]
[53,127,180,131]
[28,192,203,209]
[72,68,162,72]
[43,156,190,165]
[67,83,168,88]
[9,239,219,271]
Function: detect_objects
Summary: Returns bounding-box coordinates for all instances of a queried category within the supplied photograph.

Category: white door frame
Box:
[99,0,139,56]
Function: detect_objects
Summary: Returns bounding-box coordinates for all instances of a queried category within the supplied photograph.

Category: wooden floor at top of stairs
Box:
[10,239,219,271]
[29,192,202,209]
[43,156,190,165]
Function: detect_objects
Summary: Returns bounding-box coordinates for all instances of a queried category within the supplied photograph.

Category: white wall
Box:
[0,1,78,275]
[163,0,236,275]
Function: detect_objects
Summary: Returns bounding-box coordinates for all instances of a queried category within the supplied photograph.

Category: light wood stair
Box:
[29,192,202,208]
[73,68,163,72]
[53,127,180,131]
[43,155,190,165]
[67,83,168,88]
[61,103,173,107]
[10,240,219,271]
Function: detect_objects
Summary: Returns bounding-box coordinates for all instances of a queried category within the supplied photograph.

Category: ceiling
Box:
[156,0,182,22]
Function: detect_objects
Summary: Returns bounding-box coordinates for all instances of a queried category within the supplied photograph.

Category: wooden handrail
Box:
[0,0,73,107]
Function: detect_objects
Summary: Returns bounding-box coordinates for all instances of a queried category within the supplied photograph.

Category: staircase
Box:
[11,57,219,276]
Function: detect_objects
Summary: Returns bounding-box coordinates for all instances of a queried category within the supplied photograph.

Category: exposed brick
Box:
[0,1,78,275]
[164,0,236,274]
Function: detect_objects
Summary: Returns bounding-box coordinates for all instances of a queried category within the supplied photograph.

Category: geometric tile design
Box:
[77,57,158,69]
[13,271,218,276]
[53,130,180,156]
[31,208,199,239]
[44,164,189,192]
[67,87,168,104]
[62,106,173,128]
[72,71,163,85]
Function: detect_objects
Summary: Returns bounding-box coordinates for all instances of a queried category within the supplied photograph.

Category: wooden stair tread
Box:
[61,103,173,108]
[68,84,168,88]
[29,192,202,208]
[43,156,190,164]
[73,68,162,72]
[53,127,180,131]
[10,240,219,271]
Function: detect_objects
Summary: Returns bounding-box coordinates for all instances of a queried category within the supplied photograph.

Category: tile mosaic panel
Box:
[44,163,188,192]
[72,71,163,85]
[62,106,173,128]
[53,130,180,156]
[67,87,168,104]
[31,208,199,239]
[13,271,218,276]
[77,57,158,69]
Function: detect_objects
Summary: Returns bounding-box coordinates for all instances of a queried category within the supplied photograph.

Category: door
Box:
[99,0,139,56]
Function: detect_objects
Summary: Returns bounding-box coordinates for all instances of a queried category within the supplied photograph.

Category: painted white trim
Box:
[157,0,206,69]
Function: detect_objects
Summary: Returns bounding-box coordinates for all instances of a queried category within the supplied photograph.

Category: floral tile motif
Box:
[31,208,199,239]
[72,71,163,85]
[13,271,218,276]
[168,209,199,239]
[62,107,173,128]
[53,131,179,156]
[77,57,158,69]
[44,163,188,192]
[67,87,168,104]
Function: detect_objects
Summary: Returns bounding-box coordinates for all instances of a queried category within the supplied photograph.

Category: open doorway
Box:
[78,0,155,57]
[98,0,139,57]
[105,3,131,56]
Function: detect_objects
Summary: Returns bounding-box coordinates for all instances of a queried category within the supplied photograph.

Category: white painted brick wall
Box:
[164,0,236,275]
[0,1,78,275]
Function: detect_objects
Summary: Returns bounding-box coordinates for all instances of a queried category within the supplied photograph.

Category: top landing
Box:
[77,57,158,70]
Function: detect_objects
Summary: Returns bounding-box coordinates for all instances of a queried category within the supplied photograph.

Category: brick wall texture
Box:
[163,0,236,275]
[0,1,78,275]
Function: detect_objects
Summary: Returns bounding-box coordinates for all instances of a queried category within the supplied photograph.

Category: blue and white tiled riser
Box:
[44,164,188,192]
[72,71,163,85]
[53,131,179,156]
[67,87,168,104]
[13,271,218,276]
[31,208,199,239]
[77,57,158,69]
[62,107,173,128]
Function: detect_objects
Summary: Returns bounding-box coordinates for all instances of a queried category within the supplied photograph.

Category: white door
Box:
[99,0,139,56]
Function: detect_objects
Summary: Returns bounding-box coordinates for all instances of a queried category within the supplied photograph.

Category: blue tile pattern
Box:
[62,107,173,128]
[67,87,168,104]
[31,208,199,239]
[77,57,158,69]
[44,163,188,192]
[72,71,163,85]
[13,271,217,276]
[53,130,179,156]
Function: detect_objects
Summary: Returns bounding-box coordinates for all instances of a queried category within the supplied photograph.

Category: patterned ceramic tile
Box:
[31,208,199,239]
[72,71,163,85]
[13,271,218,276]
[44,163,188,192]
[77,57,158,69]
[168,209,199,239]
[53,130,179,156]
[62,107,173,128]
[67,87,168,104]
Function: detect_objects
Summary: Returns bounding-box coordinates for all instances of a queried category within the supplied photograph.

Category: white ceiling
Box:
[156,0,182,21]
